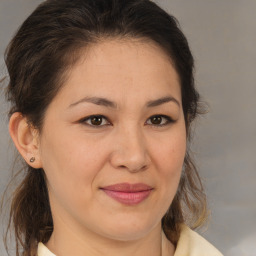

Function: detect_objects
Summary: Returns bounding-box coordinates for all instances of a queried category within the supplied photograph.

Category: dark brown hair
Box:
[2,0,207,255]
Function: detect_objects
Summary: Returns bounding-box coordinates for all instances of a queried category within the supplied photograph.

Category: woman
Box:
[2,0,223,255]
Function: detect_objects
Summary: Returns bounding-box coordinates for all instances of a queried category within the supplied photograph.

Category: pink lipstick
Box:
[101,183,153,205]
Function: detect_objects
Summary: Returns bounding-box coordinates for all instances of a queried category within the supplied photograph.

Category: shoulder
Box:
[174,224,223,256]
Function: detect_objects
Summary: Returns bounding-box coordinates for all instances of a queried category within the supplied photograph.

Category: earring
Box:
[30,157,35,163]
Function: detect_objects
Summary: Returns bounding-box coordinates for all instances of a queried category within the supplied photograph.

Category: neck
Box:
[46,217,175,256]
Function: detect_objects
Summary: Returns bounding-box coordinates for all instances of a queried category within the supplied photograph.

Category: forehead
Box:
[77,38,177,78]
[54,38,181,107]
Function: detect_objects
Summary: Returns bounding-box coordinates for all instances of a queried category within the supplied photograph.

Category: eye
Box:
[146,115,174,127]
[79,115,110,127]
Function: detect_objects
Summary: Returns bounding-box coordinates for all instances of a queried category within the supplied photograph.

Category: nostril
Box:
[117,163,148,173]
[142,165,148,170]
[110,141,151,172]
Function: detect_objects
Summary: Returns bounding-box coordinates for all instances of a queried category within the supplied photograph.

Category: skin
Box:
[10,39,187,256]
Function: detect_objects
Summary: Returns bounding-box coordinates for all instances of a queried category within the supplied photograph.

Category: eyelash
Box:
[78,114,175,128]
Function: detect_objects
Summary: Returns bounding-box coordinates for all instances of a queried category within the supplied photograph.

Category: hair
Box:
[2,0,207,255]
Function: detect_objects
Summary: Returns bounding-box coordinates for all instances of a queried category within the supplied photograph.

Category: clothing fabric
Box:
[174,225,223,256]
[37,225,223,256]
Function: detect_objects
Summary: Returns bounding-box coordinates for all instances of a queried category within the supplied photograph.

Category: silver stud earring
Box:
[30,157,35,163]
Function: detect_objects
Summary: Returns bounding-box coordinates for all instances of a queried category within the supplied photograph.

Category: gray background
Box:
[0,0,256,255]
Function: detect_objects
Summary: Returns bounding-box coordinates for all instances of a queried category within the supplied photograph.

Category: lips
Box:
[100,183,153,205]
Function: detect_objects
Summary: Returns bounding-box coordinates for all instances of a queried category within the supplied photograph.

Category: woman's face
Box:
[38,39,186,241]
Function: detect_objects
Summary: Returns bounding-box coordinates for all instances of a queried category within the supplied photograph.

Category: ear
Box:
[9,112,42,168]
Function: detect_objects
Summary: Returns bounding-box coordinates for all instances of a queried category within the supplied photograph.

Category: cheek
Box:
[39,128,109,208]
[152,128,186,173]
[40,124,106,175]
[150,127,186,198]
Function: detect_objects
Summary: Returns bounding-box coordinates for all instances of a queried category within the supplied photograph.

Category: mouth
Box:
[100,183,153,205]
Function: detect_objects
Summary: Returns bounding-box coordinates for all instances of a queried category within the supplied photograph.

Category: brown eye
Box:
[80,115,110,127]
[151,116,162,125]
[91,116,103,125]
[146,115,174,126]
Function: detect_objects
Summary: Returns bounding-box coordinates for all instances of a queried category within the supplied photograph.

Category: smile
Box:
[100,183,153,205]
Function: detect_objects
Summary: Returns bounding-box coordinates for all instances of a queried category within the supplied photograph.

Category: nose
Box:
[109,126,150,173]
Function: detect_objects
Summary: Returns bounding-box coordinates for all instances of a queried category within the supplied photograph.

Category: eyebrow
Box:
[69,96,117,108]
[146,96,180,108]
[69,96,180,109]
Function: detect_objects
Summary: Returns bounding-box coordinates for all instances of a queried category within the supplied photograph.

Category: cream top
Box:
[37,225,223,256]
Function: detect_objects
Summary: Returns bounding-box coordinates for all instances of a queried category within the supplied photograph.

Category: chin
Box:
[98,216,161,241]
